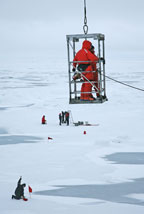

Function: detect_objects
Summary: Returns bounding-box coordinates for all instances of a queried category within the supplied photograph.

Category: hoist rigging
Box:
[66,0,144,104]
[83,0,88,35]
[66,0,107,104]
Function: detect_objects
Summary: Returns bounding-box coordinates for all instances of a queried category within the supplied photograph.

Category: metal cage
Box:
[66,33,108,104]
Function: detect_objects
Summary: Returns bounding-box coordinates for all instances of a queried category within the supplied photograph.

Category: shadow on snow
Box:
[0,135,42,145]
[35,178,144,206]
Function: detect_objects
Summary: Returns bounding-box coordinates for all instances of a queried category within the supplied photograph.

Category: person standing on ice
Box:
[65,111,70,126]
[41,115,46,124]
[61,111,65,123]
[59,113,62,125]
[72,40,99,101]
[12,176,27,200]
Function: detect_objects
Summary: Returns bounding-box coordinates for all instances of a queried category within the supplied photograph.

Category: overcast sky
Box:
[0,0,144,54]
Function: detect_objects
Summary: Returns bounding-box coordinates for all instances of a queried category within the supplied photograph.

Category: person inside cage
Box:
[72,40,99,101]
[90,45,100,98]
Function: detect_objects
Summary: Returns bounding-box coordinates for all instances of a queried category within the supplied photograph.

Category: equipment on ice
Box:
[70,111,99,127]
[73,121,99,127]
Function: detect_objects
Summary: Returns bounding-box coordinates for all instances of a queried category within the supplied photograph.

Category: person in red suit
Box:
[73,40,99,100]
[42,115,46,124]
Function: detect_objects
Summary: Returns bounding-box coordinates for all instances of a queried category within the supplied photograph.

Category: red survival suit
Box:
[42,115,46,124]
[73,40,99,100]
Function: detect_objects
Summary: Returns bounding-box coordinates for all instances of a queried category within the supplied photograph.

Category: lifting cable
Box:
[104,74,144,92]
[83,0,88,34]
[78,71,100,92]
[74,1,144,92]
[75,70,144,92]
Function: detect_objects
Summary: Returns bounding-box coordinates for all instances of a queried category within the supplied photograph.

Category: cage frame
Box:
[66,33,107,104]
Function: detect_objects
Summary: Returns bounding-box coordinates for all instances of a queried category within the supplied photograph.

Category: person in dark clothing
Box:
[65,112,70,126]
[64,111,67,123]
[61,111,65,123]
[59,113,62,125]
[12,177,26,200]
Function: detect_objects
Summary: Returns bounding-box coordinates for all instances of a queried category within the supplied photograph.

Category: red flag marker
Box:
[28,185,32,193]
[48,137,53,140]
[23,197,28,201]
[83,131,86,135]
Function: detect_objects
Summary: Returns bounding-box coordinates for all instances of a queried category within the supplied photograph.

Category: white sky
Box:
[0,0,144,54]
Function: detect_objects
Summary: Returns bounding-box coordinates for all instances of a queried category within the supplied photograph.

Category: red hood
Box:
[82,40,92,50]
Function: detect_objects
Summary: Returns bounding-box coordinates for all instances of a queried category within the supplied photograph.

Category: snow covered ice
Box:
[0,50,144,214]
[1,0,144,213]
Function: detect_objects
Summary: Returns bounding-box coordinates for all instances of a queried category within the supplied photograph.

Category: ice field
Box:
[0,50,144,214]
[1,0,144,213]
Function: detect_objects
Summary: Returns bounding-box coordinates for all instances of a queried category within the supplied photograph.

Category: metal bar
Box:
[71,91,97,94]
[66,33,104,40]
[70,60,98,63]
[73,39,77,99]
[98,39,102,96]
[71,80,104,84]
[80,72,99,92]
[102,39,106,97]
[70,69,103,73]
[67,38,72,103]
